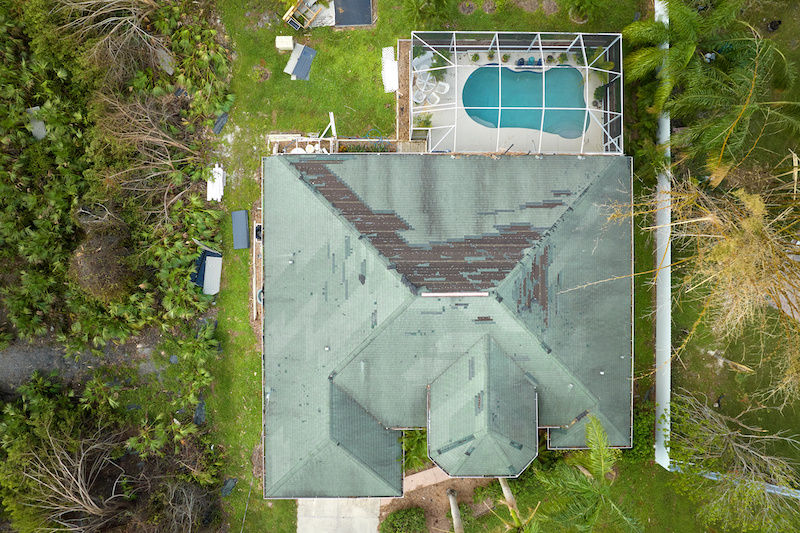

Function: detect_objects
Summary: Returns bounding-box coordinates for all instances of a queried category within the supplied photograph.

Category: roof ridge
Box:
[328,434,401,495]
[289,156,546,292]
[485,430,514,475]
[330,381,388,430]
[328,293,417,384]
[493,296,601,418]
[285,156,413,290]
[495,155,619,296]
[436,427,488,475]
[426,333,491,385]
[265,439,401,497]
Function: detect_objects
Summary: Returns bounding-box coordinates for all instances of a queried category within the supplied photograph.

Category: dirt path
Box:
[0,339,81,397]
[397,39,410,142]
[380,467,495,533]
[0,329,164,399]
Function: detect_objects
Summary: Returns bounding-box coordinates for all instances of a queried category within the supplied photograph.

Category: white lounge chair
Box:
[425,92,440,106]
[413,89,426,104]
[434,81,450,95]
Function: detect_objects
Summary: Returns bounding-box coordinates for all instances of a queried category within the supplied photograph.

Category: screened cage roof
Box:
[408,31,624,155]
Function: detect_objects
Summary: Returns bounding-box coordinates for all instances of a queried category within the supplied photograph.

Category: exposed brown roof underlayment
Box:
[292,159,543,292]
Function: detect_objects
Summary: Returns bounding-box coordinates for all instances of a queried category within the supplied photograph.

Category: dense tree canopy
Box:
[0,0,232,354]
[0,323,222,532]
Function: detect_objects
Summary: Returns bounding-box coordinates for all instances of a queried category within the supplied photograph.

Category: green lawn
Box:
[206,175,296,532]
[740,3,800,168]
[217,0,647,138]
[672,285,800,460]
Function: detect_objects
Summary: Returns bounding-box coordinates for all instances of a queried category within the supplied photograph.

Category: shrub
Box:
[400,429,429,471]
[473,479,502,503]
[593,84,606,102]
[413,113,432,128]
[68,231,135,302]
[380,507,426,533]
[626,401,655,461]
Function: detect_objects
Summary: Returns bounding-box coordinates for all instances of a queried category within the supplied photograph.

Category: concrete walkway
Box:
[297,498,381,533]
[296,467,452,532]
[400,465,450,493]
[379,465,452,507]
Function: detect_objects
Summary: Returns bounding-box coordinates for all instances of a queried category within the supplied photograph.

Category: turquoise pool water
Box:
[462,66,587,139]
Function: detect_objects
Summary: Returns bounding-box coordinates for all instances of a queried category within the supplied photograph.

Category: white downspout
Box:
[654,0,672,470]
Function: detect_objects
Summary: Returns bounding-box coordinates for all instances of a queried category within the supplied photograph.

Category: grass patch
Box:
[739,3,800,168]
[673,295,800,460]
[218,0,648,139]
[632,176,657,393]
[206,175,295,532]
[613,458,705,532]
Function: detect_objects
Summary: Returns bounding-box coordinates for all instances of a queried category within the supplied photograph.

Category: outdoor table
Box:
[415,71,436,93]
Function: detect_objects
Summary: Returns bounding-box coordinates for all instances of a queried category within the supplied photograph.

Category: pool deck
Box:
[412,52,606,154]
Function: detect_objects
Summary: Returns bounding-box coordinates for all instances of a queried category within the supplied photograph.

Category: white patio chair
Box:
[425,91,440,106]
[434,81,450,95]
[413,89,426,104]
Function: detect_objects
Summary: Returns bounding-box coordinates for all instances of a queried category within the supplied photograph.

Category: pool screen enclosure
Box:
[408,31,624,155]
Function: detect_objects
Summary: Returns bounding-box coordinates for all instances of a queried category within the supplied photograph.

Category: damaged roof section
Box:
[263,154,633,498]
[286,156,601,293]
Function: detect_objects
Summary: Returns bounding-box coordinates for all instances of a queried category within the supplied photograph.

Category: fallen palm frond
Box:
[96,92,207,225]
[18,423,137,533]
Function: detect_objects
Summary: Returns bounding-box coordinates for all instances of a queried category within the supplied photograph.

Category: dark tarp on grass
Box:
[334,0,372,26]
[284,44,317,81]
[232,210,250,250]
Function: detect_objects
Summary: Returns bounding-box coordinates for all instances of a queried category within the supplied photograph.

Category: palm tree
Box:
[666,27,800,185]
[402,0,455,29]
[623,0,745,113]
[399,429,429,471]
[535,416,642,533]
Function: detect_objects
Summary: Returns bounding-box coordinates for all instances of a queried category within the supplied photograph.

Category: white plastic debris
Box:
[381,46,399,93]
[207,163,226,202]
[275,36,295,52]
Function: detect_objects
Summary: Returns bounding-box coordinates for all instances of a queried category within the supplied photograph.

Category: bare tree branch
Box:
[53,0,165,87]
[19,422,137,532]
[670,389,800,531]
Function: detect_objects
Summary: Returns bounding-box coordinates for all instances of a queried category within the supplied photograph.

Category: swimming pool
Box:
[462,66,587,139]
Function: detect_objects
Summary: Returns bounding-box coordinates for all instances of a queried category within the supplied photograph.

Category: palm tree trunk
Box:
[498,477,521,527]
[446,489,464,533]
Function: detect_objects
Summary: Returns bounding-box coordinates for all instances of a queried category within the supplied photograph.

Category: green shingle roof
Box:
[263,154,633,497]
[428,335,539,476]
